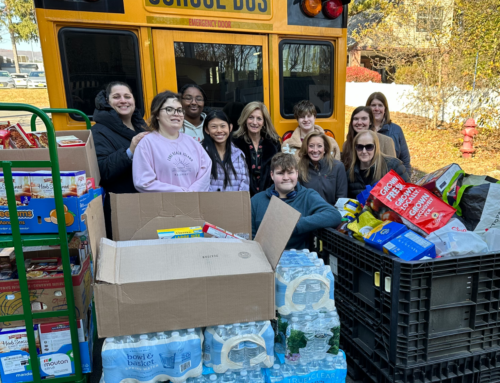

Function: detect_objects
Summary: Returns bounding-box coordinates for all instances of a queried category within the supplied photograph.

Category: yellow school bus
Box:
[34,0,349,141]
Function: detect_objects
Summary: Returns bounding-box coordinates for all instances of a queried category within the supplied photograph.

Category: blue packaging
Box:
[0,188,102,234]
[356,182,378,206]
[364,221,408,251]
[383,230,436,261]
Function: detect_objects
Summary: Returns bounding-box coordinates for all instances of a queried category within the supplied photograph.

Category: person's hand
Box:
[130,132,149,154]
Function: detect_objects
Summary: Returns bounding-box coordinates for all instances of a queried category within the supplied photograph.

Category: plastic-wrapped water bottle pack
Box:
[101,328,203,383]
[275,249,335,315]
[204,321,275,372]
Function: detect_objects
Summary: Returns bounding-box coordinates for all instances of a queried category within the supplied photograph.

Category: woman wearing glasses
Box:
[346,130,408,198]
[133,90,212,193]
[180,84,207,142]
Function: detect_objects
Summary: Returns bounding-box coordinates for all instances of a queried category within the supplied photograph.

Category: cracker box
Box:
[415,164,462,198]
[157,226,203,239]
[30,170,87,199]
[383,230,436,261]
[364,221,408,251]
[7,124,36,149]
[56,136,86,148]
[202,222,245,239]
[0,172,31,205]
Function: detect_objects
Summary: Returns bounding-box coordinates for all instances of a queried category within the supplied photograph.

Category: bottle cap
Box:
[303,249,310,253]
[188,328,195,332]
[210,375,217,381]
[305,316,312,320]
[140,335,148,340]
[291,317,298,322]
[172,331,180,336]
[217,325,225,328]
[234,323,241,326]
[248,321,255,325]
[240,371,247,376]
[273,364,280,369]
[157,332,163,335]
[107,337,115,342]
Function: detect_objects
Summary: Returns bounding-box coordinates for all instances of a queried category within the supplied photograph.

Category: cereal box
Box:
[0,172,31,205]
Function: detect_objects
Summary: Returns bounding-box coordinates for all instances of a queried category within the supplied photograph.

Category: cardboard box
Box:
[94,195,300,338]
[0,308,94,383]
[0,249,92,328]
[30,170,87,198]
[0,187,102,234]
[0,130,100,186]
[415,163,462,198]
[383,230,436,261]
[364,221,408,251]
[0,172,31,205]
[39,319,86,353]
[110,192,252,241]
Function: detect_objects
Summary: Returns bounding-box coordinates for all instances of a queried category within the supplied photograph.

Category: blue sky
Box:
[0,27,42,52]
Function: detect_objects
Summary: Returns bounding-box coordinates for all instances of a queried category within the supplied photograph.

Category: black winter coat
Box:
[91,90,147,238]
[300,159,348,206]
[378,122,411,174]
[233,135,280,197]
[346,156,409,198]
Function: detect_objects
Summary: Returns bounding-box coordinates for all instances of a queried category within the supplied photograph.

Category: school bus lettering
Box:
[189,18,232,28]
[146,0,271,15]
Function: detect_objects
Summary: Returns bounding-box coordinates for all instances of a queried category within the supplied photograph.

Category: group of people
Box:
[92,81,411,247]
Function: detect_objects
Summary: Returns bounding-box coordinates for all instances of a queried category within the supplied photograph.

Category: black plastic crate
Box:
[341,331,500,383]
[319,228,500,367]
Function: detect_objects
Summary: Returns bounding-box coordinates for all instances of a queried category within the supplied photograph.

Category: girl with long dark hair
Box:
[202,111,249,192]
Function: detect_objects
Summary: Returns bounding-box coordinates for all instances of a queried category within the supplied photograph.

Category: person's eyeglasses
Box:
[161,107,185,116]
[356,144,375,152]
[182,96,204,103]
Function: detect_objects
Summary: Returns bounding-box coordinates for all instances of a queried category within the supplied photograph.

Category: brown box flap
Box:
[110,192,251,241]
[254,196,301,270]
[83,195,106,266]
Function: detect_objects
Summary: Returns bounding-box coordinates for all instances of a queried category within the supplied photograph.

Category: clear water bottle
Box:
[299,316,315,363]
[229,324,245,363]
[248,369,265,383]
[320,355,335,371]
[246,322,265,362]
[292,280,307,304]
[221,371,236,383]
[285,317,301,365]
[157,332,169,341]
[207,374,219,383]
[295,360,309,376]
[104,337,115,346]
[122,335,136,344]
[281,363,295,378]
[235,370,248,383]
[215,325,227,340]
[269,364,284,383]
[139,334,149,345]
[308,360,321,372]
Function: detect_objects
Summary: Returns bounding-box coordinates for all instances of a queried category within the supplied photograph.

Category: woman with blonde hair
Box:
[366,92,411,173]
[298,131,347,205]
[342,106,396,170]
[347,130,409,198]
[233,101,281,196]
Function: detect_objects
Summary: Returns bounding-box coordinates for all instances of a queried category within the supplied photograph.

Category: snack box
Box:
[415,163,462,198]
[7,124,37,149]
[31,132,48,148]
[0,309,94,383]
[157,226,204,239]
[30,170,87,198]
[0,171,31,205]
[0,130,10,149]
[56,135,86,147]
[383,230,436,261]
[364,221,408,251]
[203,222,245,239]
[0,187,102,234]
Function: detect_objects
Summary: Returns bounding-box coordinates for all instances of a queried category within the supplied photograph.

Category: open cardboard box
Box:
[90,192,300,338]
[0,130,100,185]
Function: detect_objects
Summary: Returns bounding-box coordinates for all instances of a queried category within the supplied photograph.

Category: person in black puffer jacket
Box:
[297,131,347,205]
[366,92,411,174]
[92,82,149,238]
[346,130,409,198]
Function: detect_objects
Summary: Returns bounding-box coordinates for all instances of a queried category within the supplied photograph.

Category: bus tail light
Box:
[322,0,343,19]
[282,131,294,142]
[324,129,335,139]
[301,0,322,17]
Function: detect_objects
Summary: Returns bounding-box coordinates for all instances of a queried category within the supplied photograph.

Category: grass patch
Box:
[0,89,49,107]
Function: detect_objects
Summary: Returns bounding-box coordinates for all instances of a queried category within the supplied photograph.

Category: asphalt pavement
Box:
[0,109,50,130]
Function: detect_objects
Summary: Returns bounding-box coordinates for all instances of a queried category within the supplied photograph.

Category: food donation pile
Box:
[334,163,500,260]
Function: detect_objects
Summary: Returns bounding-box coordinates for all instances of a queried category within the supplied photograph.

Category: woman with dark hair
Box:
[132,90,212,192]
[366,92,411,173]
[342,106,396,170]
[346,130,409,198]
[180,84,208,142]
[202,110,249,192]
[91,81,149,238]
[233,101,281,196]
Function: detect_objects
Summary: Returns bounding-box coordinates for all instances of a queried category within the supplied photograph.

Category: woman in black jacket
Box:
[91,82,149,238]
[346,130,409,198]
[297,131,347,205]
[232,101,281,196]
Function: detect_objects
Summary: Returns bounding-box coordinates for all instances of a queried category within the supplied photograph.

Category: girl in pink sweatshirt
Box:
[133,91,212,192]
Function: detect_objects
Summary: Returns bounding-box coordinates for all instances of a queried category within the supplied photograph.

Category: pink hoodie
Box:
[133,132,212,192]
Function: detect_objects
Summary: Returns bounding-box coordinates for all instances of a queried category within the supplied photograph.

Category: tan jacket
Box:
[342,132,396,158]
[281,125,341,161]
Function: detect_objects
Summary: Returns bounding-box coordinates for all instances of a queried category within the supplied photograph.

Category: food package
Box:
[157,226,204,239]
[56,135,85,147]
[0,171,31,205]
[0,121,11,130]
[383,230,436,261]
[86,177,95,191]
[202,222,245,239]
[346,210,382,242]
[364,221,408,251]
[369,170,456,235]
[7,123,37,149]
[32,131,48,148]
[356,183,377,206]
[415,164,462,198]
[0,130,11,149]
[30,170,87,198]
[334,198,362,218]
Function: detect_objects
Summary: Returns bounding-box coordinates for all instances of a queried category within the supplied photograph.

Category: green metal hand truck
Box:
[0,104,88,383]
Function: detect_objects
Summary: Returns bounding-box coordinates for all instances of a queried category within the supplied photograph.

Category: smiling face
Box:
[307,136,326,163]
[158,98,184,135]
[181,87,205,121]
[370,98,386,122]
[246,109,264,135]
[108,85,135,119]
[352,110,371,133]
[297,113,316,134]
[356,132,376,166]
[205,118,232,145]
[271,166,298,196]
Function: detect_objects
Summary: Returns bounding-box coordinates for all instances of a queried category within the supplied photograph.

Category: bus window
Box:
[58,28,143,120]
[174,43,264,110]
[279,40,333,118]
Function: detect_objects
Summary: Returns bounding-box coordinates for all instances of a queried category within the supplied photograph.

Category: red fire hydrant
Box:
[460,118,478,158]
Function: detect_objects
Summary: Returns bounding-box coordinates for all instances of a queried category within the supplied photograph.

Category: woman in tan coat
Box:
[281,100,341,161]
[342,106,396,170]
